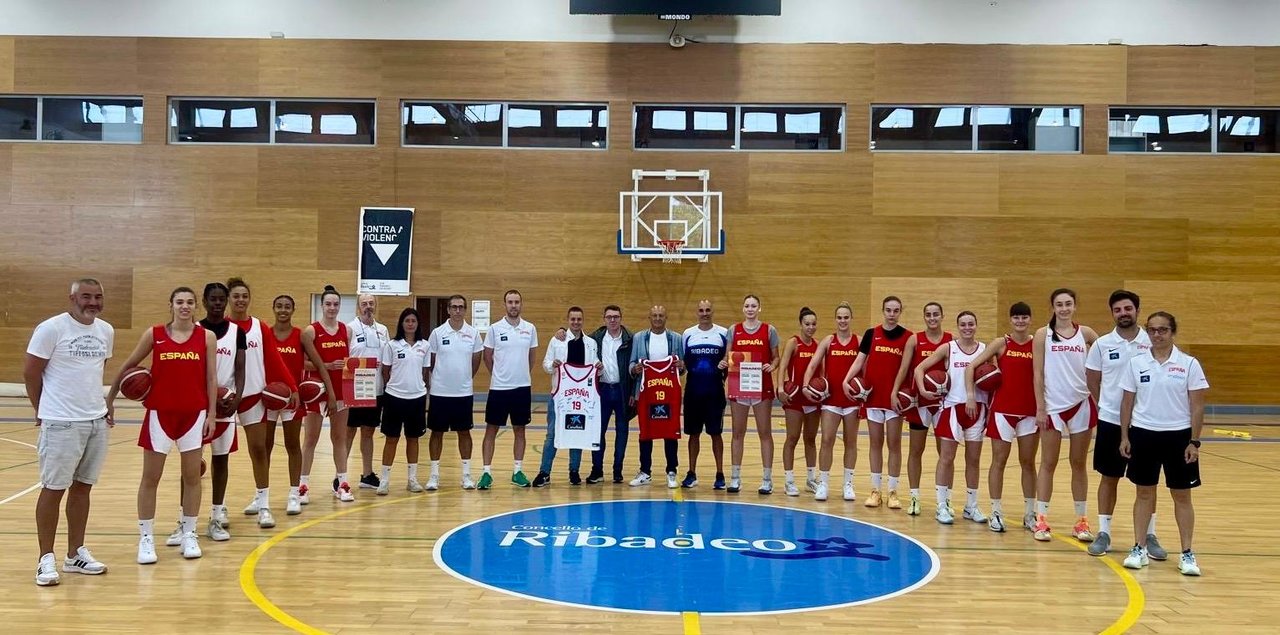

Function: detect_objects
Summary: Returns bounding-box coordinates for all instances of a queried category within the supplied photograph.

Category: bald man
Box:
[628,306,685,488]
[347,294,390,491]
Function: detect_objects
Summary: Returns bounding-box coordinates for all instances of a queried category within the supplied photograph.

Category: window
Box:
[634,104,843,151]
[274,101,375,145]
[1217,109,1279,153]
[401,101,607,149]
[1108,107,1212,153]
[872,105,1080,152]
[0,97,39,141]
[170,98,375,145]
[170,99,271,143]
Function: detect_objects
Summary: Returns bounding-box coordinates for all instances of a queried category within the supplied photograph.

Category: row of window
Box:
[3,96,1277,154]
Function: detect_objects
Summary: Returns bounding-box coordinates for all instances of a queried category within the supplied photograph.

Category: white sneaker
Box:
[806,478,818,493]
[727,477,742,493]
[137,535,158,565]
[63,546,107,575]
[758,479,773,495]
[936,505,955,525]
[286,495,302,515]
[1179,551,1201,576]
[207,518,230,542]
[461,475,476,490]
[165,523,183,547]
[181,532,202,559]
[376,480,390,496]
[214,507,230,529]
[963,506,988,524]
[1123,545,1149,569]
[243,499,260,515]
[425,475,440,491]
[785,481,800,497]
[629,472,652,487]
[257,509,276,529]
[667,472,678,489]
[335,481,355,502]
[842,482,856,501]
[298,484,310,505]
[814,481,829,501]
[407,478,425,493]
[36,553,60,586]
[988,511,1006,533]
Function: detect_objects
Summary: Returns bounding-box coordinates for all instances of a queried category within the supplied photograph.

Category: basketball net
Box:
[657,239,685,264]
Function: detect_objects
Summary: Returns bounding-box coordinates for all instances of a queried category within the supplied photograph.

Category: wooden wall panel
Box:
[381,42,507,99]
[1189,345,1280,405]
[872,154,999,217]
[1257,48,1280,104]
[258,40,384,98]
[1123,156,1256,219]
[870,278,1000,341]
[0,38,13,92]
[133,146,260,209]
[192,207,317,268]
[1000,46,1127,104]
[1126,46,1255,105]
[70,205,196,269]
[137,38,260,96]
[504,43,621,101]
[0,145,13,203]
[997,154,1124,218]
[9,145,137,206]
[874,45,1005,103]
[0,205,72,265]
[736,44,873,103]
[625,44,743,102]
[12,37,139,94]
[1127,280,1280,346]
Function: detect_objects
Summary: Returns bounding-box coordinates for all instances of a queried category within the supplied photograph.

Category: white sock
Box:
[431,460,441,477]
[1073,500,1087,517]
[408,464,419,480]
[1024,498,1035,515]
[819,471,830,484]
[936,485,949,506]
[380,465,392,481]
[289,486,300,497]
[181,515,197,534]
[211,504,225,518]
[807,466,816,481]
[514,460,523,472]
[731,465,741,479]
[139,519,154,537]
[871,473,882,490]
[336,472,348,486]
[483,465,492,474]
[1099,514,1112,535]
[888,476,900,492]
[461,460,471,476]
[1147,513,1158,536]
[1036,500,1049,516]
[966,488,978,509]
[300,474,310,487]
[784,470,795,483]
[843,468,855,485]
[910,487,921,498]
[991,499,1003,513]
[256,487,269,510]
[762,467,772,481]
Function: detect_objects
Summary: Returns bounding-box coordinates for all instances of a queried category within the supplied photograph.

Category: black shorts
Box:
[485,387,532,427]
[347,395,383,428]
[1093,420,1128,478]
[1126,426,1201,489]
[381,394,427,439]
[428,395,475,432]
[683,390,726,436]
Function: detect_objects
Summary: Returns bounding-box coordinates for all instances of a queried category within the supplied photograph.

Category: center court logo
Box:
[433,500,939,615]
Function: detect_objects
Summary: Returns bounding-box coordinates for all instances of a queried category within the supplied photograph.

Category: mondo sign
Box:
[433,500,939,614]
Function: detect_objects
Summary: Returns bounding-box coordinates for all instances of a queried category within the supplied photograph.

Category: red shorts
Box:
[139,410,206,454]
[936,404,986,443]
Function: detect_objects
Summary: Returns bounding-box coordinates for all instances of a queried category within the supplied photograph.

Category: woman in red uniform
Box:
[107,287,216,565]
[300,285,351,502]
[845,296,912,510]
[778,307,820,497]
[890,302,953,516]
[965,301,1038,533]
[719,294,781,494]
[802,302,860,502]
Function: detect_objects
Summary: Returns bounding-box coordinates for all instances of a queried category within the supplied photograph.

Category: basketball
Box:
[298,379,325,404]
[262,381,291,410]
[974,362,1003,392]
[805,376,829,401]
[895,389,916,412]
[782,380,800,400]
[200,458,207,477]
[120,366,152,401]
[216,386,237,418]
[920,369,949,404]
[847,376,872,403]
[731,351,746,365]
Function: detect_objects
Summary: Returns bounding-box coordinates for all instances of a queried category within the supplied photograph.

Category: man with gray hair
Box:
[347,293,390,491]
[25,278,115,586]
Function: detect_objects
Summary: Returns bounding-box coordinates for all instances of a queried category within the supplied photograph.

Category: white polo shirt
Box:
[348,318,390,395]
[484,317,538,390]
[1120,346,1209,432]
[381,339,431,399]
[427,321,484,398]
[27,313,114,421]
[1085,327,1152,423]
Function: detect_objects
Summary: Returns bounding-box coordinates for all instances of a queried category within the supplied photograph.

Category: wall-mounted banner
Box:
[358,207,414,295]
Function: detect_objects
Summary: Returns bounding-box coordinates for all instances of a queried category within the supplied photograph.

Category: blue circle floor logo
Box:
[433,500,939,614]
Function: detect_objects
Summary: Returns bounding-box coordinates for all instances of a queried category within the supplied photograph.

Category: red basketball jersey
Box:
[990,335,1037,417]
[272,326,305,382]
[145,324,209,412]
[731,322,775,399]
[908,331,954,393]
[863,325,912,409]
[784,336,819,410]
[638,356,682,441]
[824,332,860,408]
[311,321,349,389]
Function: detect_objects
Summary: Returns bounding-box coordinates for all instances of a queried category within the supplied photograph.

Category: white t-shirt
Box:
[647,331,670,360]
[1120,347,1209,432]
[27,313,114,421]
[348,319,390,394]
[484,318,539,390]
[543,331,600,374]
[600,331,624,383]
[381,339,431,399]
[428,321,484,397]
[1085,328,1152,423]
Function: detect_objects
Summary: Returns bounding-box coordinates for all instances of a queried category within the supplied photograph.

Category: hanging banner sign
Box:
[358,207,414,295]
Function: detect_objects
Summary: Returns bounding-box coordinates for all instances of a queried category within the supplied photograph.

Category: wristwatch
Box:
[1189,439,1202,448]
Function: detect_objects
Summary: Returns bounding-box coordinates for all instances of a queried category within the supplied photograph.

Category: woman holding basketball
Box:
[915,311,988,525]
[107,287,216,564]
[196,282,244,543]
[890,302,953,516]
[802,302,860,502]
[1032,288,1100,543]
[377,308,432,495]
[227,278,299,529]
[719,295,780,494]
[778,307,820,496]
[301,285,355,502]
[964,302,1038,533]
[845,296,912,510]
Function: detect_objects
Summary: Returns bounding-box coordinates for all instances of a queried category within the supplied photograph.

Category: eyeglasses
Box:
[1146,326,1172,334]
[605,315,621,320]
[448,305,466,310]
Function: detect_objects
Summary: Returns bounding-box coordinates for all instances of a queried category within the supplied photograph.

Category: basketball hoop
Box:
[657,239,685,263]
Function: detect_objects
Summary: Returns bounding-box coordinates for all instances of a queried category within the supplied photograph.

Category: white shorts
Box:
[1049,399,1098,436]
[142,410,205,454]
[937,405,985,443]
[733,398,764,407]
[988,412,1037,443]
[237,400,267,427]
[865,408,900,424]
[37,418,110,489]
[267,407,306,423]
[209,416,239,455]
[821,405,859,417]
[915,405,942,428]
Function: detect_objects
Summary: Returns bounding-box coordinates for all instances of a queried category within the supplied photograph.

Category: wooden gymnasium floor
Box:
[1,397,1277,634]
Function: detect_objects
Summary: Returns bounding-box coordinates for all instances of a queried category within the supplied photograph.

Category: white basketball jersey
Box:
[215,322,240,390]
[943,340,987,408]
[242,317,265,396]
[1044,326,1089,413]
[552,363,602,451]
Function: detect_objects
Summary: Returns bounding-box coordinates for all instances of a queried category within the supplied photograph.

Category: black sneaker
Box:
[613,472,624,484]
[359,473,380,490]
[332,477,340,492]
[569,470,582,485]
[585,470,605,485]
[531,471,551,488]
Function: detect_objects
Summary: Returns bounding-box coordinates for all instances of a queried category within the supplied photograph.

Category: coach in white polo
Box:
[24,278,114,587]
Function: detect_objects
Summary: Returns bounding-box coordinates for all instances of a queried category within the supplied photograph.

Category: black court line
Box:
[1199,448,1280,473]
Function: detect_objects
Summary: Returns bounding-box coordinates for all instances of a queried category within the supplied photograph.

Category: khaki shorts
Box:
[38,418,110,489]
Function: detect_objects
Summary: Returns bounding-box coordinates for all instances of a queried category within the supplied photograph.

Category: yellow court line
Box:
[682,611,702,635]
[1054,535,1146,634]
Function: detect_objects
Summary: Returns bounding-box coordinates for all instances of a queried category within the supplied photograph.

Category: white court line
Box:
[0,436,37,450]
[0,436,42,505]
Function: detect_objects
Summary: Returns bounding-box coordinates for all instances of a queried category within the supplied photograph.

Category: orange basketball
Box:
[895,389,916,412]
[200,458,207,477]
[974,362,1003,392]
[920,369,949,405]
[805,376,829,401]
[848,376,872,403]
[731,351,746,365]
[120,366,152,401]
[298,380,325,404]
[262,381,291,410]
[782,380,800,400]
[216,387,237,418]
